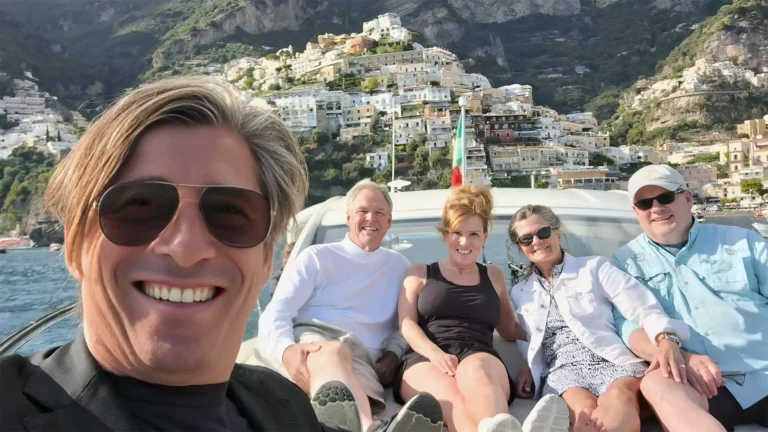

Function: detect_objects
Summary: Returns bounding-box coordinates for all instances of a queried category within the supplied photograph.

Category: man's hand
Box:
[646,339,687,384]
[374,351,400,387]
[282,343,321,394]
[682,351,723,399]
[515,365,535,399]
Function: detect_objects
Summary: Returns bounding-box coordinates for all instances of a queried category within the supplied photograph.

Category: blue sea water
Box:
[0,214,762,356]
[0,247,275,356]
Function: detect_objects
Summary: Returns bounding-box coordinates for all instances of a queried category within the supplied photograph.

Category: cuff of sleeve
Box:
[383,340,407,358]
[643,315,691,345]
[275,339,296,364]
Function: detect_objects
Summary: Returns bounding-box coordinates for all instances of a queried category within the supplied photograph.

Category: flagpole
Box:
[459,96,466,185]
[391,98,396,193]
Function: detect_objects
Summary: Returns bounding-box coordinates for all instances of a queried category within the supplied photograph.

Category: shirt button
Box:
[540,304,546,309]
[536,327,543,332]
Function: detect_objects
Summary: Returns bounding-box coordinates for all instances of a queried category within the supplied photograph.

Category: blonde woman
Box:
[395,185,570,432]
[509,205,701,432]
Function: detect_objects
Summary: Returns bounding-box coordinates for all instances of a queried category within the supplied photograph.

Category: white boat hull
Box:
[753,222,768,238]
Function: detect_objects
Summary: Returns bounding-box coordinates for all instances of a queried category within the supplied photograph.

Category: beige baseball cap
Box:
[628,164,687,203]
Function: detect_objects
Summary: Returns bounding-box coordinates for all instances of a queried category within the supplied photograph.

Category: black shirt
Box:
[107,372,253,432]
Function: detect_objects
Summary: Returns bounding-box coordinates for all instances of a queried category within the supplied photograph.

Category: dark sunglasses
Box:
[95,180,272,248]
[634,190,684,211]
[722,371,746,386]
[515,226,552,247]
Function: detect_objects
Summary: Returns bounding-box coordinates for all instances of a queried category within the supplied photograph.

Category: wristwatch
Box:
[655,332,681,346]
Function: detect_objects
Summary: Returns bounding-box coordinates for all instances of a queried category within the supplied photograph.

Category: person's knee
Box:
[640,370,668,403]
[307,340,353,368]
[456,361,494,394]
[604,380,640,406]
[641,370,708,410]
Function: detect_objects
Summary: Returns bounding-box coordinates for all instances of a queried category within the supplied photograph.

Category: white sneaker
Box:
[521,395,570,432]
[478,413,523,432]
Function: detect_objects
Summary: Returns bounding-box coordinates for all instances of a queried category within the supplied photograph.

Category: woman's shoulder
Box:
[405,262,431,279]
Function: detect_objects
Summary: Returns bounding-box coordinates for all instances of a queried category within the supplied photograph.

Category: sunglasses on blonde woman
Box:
[95,180,272,248]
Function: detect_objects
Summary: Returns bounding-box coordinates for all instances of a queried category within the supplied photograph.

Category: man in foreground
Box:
[258,179,444,432]
[0,76,361,431]
[613,164,768,431]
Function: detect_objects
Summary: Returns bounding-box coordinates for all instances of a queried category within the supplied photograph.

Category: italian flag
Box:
[451,110,464,187]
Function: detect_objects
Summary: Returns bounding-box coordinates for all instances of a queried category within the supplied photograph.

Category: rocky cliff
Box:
[155,0,583,64]
[0,0,728,113]
[607,0,768,146]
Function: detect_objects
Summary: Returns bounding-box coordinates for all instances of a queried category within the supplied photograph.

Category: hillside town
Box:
[3,13,768,205]
[0,72,84,160]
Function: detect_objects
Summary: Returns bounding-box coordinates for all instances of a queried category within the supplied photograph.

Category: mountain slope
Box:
[607,0,768,146]
[0,0,728,113]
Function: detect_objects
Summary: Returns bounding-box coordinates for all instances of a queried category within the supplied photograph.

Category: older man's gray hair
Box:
[345,179,393,214]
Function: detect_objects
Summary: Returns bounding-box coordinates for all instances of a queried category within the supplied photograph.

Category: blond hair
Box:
[437,184,493,235]
[46,76,308,275]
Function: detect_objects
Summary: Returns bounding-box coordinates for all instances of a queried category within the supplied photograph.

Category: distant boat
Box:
[0,248,6,254]
[49,243,62,252]
[695,212,705,222]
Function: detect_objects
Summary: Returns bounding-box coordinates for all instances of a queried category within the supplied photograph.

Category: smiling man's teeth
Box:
[457,250,471,255]
[142,283,215,303]
[363,227,378,231]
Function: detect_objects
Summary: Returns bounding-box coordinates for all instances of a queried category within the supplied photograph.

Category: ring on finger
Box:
[679,364,687,369]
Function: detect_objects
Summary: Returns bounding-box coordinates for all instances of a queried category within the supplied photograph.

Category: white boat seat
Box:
[238,332,766,431]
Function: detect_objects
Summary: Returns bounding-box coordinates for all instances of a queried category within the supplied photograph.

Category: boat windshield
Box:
[313,215,643,286]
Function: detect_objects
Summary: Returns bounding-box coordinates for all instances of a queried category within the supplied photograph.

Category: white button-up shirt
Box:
[511,252,690,397]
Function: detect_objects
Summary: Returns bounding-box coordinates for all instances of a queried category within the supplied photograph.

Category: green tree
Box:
[589,153,616,167]
[429,151,451,171]
[361,77,381,93]
[685,154,719,164]
[740,178,764,197]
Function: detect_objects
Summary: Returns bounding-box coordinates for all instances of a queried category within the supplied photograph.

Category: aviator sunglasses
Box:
[515,226,553,247]
[634,189,684,211]
[95,180,272,248]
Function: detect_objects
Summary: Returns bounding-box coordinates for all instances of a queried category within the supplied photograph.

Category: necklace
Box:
[442,261,474,273]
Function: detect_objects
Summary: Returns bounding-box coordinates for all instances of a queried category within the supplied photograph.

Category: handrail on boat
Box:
[0,302,78,357]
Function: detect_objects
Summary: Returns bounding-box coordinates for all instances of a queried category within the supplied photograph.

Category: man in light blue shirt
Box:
[612,164,768,431]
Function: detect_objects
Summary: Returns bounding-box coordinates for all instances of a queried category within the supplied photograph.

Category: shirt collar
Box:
[341,233,384,260]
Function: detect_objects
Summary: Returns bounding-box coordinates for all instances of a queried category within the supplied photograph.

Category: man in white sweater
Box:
[259,179,443,432]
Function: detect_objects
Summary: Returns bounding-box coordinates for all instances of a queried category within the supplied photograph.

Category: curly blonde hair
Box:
[437,184,494,235]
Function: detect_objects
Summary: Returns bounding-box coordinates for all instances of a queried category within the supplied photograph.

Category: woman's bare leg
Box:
[400,362,476,432]
[641,369,725,432]
[454,353,512,425]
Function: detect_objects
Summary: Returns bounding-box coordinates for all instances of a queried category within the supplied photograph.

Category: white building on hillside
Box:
[366,152,388,170]
[363,13,411,43]
[499,84,533,103]
[426,116,451,149]
[399,86,451,104]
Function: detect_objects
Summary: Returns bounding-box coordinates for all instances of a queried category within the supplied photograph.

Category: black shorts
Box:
[393,344,515,406]
[708,387,768,430]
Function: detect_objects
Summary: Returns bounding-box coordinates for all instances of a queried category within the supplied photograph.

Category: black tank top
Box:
[416,262,501,350]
